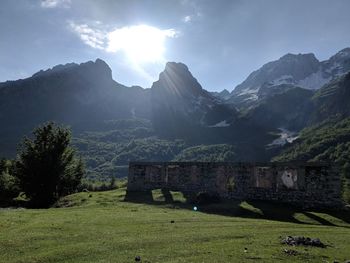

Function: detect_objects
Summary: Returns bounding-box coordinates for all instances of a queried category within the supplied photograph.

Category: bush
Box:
[0,160,20,204]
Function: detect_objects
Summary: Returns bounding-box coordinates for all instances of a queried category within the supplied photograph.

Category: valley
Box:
[0,48,350,187]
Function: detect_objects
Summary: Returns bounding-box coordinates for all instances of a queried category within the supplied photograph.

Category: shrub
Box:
[0,160,20,204]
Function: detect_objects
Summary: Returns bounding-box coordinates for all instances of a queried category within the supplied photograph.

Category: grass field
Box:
[0,188,350,263]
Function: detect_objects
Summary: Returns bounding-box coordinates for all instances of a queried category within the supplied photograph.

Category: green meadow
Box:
[0,188,349,263]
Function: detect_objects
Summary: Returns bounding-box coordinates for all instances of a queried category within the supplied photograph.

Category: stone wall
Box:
[127,162,342,208]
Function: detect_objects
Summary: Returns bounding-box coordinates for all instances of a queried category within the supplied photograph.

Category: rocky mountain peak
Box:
[232,52,320,97]
[228,48,350,110]
[76,58,113,81]
[272,53,320,79]
[32,58,112,81]
[153,62,204,98]
[211,89,231,100]
[164,61,189,72]
[151,62,238,136]
[331,47,350,60]
[279,53,318,63]
[324,48,350,66]
[322,47,350,78]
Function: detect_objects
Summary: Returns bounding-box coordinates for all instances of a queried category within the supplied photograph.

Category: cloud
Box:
[106,25,178,63]
[69,22,178,62]
[69,21,179,82]
[182,15,192,23]
[41,0,71,8]
[181,12,202,23]
[69,21,106,50]
[180,0,203,23]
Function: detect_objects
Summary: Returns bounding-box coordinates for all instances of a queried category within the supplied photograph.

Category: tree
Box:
[0,159,20,204]
[109,176,116,189]
[14,122,84,207]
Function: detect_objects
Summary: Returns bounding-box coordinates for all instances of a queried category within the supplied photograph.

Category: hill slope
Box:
[0,59,151,157]
[273,118,350,201]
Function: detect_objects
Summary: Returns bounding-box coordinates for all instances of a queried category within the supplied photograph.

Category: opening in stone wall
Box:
[167,165,180,185]
[277,169,298,190]
[227,175,235,192]
[148,165,163,183]
[253,167,274,188]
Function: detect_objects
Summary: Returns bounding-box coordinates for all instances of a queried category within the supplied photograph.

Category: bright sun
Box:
[106,25,177,64]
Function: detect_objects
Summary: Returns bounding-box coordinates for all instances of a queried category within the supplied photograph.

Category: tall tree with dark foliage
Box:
[14,122,84,207]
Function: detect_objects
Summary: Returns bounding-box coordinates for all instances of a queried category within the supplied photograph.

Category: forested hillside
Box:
[273,117,350,201]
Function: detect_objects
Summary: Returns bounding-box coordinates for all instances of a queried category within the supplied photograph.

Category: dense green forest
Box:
[173,144,237,162]
[71,118,188,179]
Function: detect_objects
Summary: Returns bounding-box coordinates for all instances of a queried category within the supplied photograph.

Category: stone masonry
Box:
[127,162,343,208]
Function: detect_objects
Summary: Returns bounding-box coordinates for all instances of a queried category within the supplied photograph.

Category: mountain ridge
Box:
[226,47,350,110]
[1,48,350,179]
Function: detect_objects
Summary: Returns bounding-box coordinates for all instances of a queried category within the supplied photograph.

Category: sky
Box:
[1,0,350,91]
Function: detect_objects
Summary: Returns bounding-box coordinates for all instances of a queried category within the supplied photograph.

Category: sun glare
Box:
[106,25,177,64]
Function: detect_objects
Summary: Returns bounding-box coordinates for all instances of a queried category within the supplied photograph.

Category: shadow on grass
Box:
[124,189,350,227]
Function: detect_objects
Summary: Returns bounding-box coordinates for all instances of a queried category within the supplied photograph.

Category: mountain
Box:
[0,59,151,156]
[0,59,270,179]
[311,72,350,123]
[322,48,350,78]
[0,59,151,126]
[1,48,350,180]
[227,48,350,110]
[210,89,231,100]
[246,87,314,131]
[150,62,239,140]
[245,71,350,146]
[0,59,275,172]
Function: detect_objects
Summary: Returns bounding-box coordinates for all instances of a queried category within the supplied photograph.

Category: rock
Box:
[281,236,326,248]
[283,248,298,256]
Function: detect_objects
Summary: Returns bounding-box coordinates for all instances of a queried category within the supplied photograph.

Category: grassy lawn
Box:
[0,188,350,263]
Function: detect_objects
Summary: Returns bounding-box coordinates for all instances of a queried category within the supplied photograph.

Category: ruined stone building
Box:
[127,162,342,208]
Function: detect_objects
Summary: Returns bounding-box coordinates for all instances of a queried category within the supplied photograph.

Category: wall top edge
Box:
[129,161,332,167]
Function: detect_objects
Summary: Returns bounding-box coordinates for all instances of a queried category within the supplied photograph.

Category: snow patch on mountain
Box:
[267,128,298,147]
[237,87,260,96]
[243,93,258,101]
[271,75,294,85]
[209,120,230,128]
